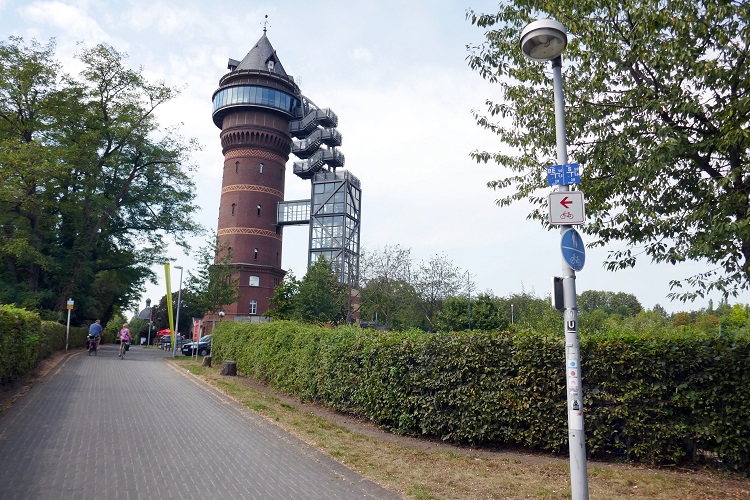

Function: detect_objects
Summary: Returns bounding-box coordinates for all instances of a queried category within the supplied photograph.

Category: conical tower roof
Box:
[234,32,288,77]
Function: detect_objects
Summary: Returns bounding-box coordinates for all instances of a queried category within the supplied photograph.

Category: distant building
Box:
[210,29,360,324]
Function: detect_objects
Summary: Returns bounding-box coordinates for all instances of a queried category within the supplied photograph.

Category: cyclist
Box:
[118,323,131,358]
[88,320,102,351]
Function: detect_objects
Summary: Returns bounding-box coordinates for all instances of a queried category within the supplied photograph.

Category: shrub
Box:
[211,320,750,471]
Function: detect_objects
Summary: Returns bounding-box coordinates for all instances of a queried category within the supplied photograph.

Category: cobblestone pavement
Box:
[0,344,401,499]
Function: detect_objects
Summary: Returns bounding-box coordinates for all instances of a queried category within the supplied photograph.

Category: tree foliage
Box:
[578,290,643,317]
[0,37,200,320]
[296,255,349,325]
[467,1,750,301]
[359,244,417,330]
[268,257,348,325]
[413,253,465,331]
[267,271,300,320]
[183,236,239,319]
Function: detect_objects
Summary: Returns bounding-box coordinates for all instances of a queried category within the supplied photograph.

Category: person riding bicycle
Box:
[88,320,102,351]
[118,323,131,357]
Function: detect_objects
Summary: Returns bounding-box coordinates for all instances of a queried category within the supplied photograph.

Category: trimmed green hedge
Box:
[0,305,87,384]
[212,321,750,471]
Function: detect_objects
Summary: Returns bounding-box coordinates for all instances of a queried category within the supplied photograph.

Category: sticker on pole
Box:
[549,191,585,225]
[561,228,585,271]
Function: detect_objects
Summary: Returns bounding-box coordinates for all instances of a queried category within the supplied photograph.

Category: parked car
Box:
[181,335,212,356]
[158,335,190,350]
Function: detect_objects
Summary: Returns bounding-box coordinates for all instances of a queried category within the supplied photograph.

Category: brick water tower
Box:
[210,29,356,324]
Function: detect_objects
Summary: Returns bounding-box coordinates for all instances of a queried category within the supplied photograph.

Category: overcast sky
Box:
[2,0,747,316]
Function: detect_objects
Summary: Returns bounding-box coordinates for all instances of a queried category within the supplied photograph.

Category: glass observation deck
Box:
[212,85,299,126]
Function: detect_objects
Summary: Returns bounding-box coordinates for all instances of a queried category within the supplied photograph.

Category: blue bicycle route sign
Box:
[561,228,585,271]
[547,163,580,187]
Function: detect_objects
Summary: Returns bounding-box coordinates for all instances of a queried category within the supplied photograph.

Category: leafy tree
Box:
[578,290,642,317]
[184,236,239,323]
[578,308,609,334]
[360,244,416,330]
[103,310,127,343]
[127,317,149,340]
[694,313,720,332]
[267,271,300,320]
[436,292,505,332]
[471,292,506,331]
[413,253,464,331]
[721,304,748,332]
[505,291,562,334]
[0,37,200,319]
[295,255,348,325]
[673,312,692,327]
[467,1,750,301]
[435,295,472,332]
[651,304,668,318]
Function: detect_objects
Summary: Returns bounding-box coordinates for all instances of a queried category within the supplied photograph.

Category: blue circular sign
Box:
[561,228,585,271]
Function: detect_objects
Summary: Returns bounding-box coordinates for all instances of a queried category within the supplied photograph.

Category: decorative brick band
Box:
[224,148,287,164]
[222,184,283,198]
[217,227,282,241]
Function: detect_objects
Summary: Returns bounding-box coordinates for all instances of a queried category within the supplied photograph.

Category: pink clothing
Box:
[119,328,131,342]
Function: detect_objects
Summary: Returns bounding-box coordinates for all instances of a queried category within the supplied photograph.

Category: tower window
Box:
[254,248,258,260]
[257,204,261,217]
[231,203,236,215]
[259,163,264,173]
[249,300,258,315]
[249,276,259,287]
[235,161,239,173]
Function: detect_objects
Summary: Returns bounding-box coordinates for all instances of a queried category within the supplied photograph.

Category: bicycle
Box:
[119,338,130,359]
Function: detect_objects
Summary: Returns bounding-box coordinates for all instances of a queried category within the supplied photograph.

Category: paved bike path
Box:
[0,344,400,499]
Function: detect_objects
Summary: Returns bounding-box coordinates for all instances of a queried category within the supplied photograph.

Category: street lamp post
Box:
[511,304,514,324]
[521,19,589,499]
[172,266,184,358]
[147,299,153,346]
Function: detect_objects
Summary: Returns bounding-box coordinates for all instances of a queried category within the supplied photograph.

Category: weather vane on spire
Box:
[263,15,270,34]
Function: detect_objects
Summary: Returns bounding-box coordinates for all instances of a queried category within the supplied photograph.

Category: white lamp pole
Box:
[521,18,588,499]
[172,266,184,358]
[65,298,74,351]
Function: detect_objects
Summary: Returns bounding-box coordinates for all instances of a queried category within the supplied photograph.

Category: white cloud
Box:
[19,1,109,42]
[350,47,373,62]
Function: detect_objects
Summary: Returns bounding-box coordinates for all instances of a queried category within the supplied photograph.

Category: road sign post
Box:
[65,298,74,352]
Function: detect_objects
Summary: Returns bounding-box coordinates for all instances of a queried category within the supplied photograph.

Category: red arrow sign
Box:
[549,191,585,225]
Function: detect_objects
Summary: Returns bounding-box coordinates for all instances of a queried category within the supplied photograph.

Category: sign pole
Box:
[551,54,588,499]
[65,298,74,352]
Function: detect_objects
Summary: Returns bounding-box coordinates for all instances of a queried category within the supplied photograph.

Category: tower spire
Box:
[263,14,270,34]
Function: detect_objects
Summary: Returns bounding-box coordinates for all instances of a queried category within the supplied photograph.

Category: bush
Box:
[211,321,750,471]
[0,304,87,384]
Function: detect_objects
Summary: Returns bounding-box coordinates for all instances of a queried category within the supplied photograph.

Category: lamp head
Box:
[219,311,225,318]
[520,19,568,61]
